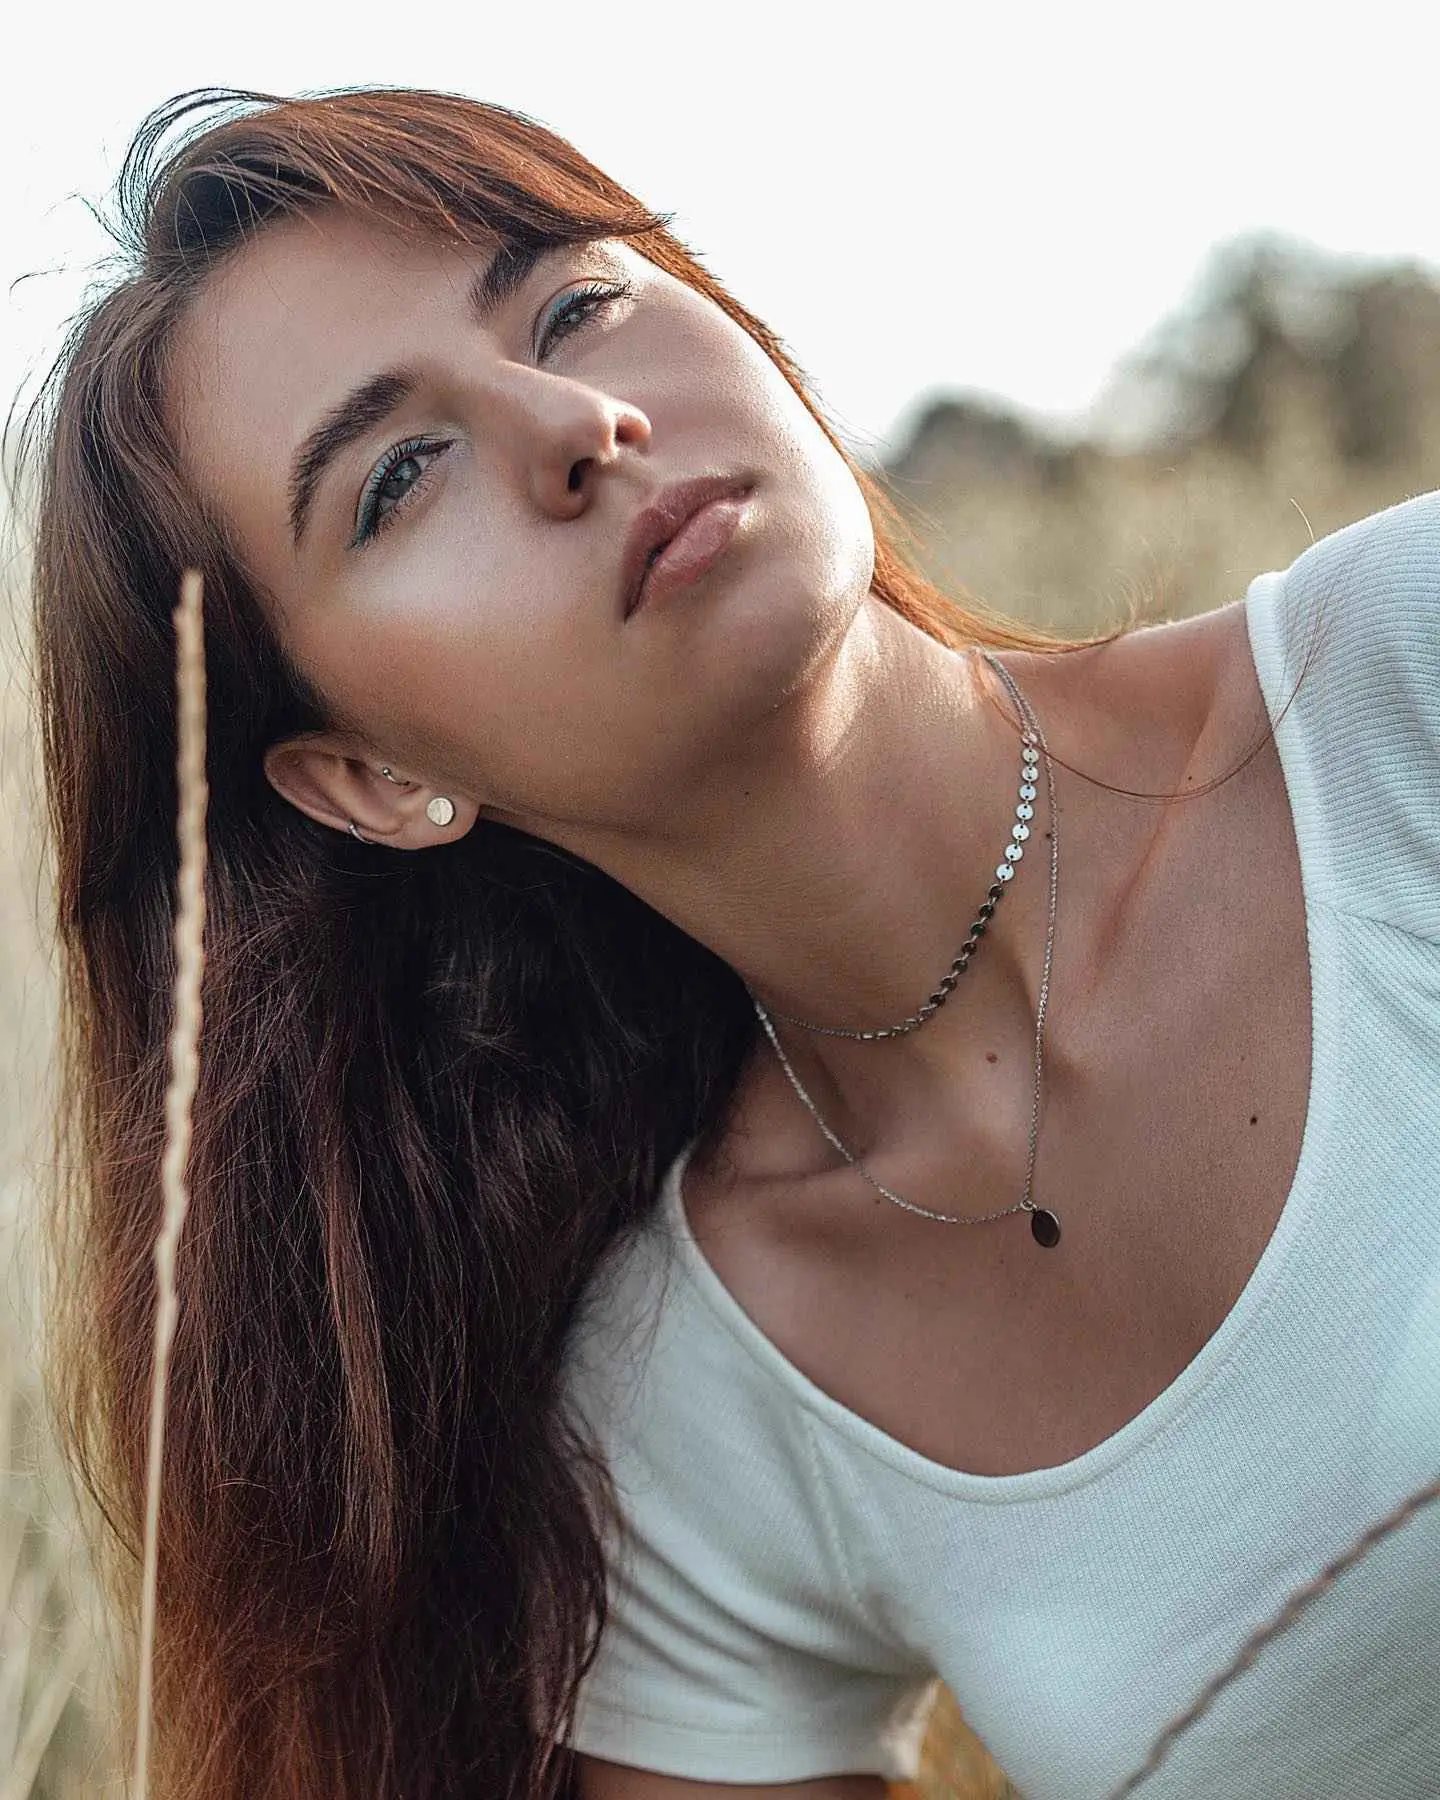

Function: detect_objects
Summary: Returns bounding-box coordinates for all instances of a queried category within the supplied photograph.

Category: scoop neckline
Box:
[660,569,1341,1504]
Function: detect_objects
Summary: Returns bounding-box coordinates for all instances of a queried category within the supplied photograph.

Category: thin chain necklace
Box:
[764,652,1041,1039]
[748,650,1063,1247]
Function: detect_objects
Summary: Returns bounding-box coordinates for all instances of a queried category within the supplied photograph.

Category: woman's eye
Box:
[347,277,632,547]
[379,456,422,506]
[537,278,634,359]
[353,439,451,547]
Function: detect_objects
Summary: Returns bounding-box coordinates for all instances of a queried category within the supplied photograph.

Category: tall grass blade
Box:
[130,570,207,1800]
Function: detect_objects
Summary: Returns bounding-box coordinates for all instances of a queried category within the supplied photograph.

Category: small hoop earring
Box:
[347,819,373,844]
[426,796,456,828]
[379,765,404,784]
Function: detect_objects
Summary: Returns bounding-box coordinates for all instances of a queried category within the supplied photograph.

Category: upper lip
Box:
[619,475,749,617]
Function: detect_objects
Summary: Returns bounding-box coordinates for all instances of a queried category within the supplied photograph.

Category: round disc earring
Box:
[426,796,457,828]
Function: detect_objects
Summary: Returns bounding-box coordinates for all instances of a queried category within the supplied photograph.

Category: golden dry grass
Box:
[129,570,208,1800]
[900,1691,1016,1800]
[0,1311,121,1800]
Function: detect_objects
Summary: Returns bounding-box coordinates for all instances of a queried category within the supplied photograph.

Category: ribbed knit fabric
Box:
[562,492,1440,1798]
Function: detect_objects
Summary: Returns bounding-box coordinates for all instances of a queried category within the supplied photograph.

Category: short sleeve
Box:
[561,1211,935,1785]
[1246,487,1440,942]
[570,1512,937,1783]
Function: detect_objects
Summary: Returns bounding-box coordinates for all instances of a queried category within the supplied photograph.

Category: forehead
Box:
[174,206,496,380]
[165,212,497,531]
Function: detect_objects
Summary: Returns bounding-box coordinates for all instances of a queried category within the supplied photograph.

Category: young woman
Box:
[24,86,1439,1800]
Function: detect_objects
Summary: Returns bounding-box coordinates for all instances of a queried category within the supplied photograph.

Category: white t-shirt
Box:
[561,491,1440,1799]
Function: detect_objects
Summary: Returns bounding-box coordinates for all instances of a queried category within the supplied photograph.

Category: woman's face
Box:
[167,207,875,850]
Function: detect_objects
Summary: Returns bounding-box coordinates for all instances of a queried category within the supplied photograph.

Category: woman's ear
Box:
[261,731,481,848]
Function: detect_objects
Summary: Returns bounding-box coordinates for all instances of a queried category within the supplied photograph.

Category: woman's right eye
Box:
[353,438,452,547]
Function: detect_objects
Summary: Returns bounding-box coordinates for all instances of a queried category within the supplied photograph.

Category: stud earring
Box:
[426,796,457,828]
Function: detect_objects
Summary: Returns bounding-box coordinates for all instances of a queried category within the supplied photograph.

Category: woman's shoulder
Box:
[559,1146,896,1670]
[561,1150,932,1787]
[561,1147,817,1485]
[1284,486,1440,600]
[1242,487,1440,941]
[1253,488,1440,701]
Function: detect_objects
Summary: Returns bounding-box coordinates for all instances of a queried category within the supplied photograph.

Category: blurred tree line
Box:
[878,232,1440,635]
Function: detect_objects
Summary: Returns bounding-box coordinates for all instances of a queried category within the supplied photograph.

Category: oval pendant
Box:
[1030,1207,1061,1248]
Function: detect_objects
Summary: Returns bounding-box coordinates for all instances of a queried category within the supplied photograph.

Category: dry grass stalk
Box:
[131,569,208,1800]
[0,1602,94,1800]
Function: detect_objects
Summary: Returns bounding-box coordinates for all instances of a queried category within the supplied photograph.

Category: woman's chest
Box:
[835,860,1314,1479]
[688,615,1316,1478]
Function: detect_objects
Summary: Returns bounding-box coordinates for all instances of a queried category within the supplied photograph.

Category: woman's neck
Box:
[547,591,1216,1162]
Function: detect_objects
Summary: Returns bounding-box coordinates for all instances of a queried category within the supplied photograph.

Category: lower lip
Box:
[632,489,750,615]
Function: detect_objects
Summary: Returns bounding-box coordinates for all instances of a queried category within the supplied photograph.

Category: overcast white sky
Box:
[4,0,1437,464]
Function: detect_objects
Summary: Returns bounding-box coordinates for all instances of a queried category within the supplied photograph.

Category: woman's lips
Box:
[629,489,752,616]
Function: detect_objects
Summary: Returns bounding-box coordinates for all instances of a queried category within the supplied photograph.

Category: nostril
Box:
[567,458,590,494]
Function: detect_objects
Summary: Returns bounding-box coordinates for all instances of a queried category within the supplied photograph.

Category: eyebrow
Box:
[286,238,551,548]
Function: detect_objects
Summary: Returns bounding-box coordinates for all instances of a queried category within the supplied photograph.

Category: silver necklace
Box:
[749,650,1063,1247]
[764,654,1040,1040]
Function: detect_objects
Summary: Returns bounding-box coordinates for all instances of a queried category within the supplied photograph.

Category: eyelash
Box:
[536,277,634,357]
[351,276,636,548]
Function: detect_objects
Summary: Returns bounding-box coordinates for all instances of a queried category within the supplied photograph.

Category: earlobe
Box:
[351,796,460,848]
[373,767,463,834]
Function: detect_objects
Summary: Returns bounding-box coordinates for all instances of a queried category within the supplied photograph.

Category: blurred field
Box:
[881,234,1440,634]
[1,232,1435,1799]
[0,512,120,1794]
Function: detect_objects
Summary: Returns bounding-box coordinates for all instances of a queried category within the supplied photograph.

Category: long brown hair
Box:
[24,86,1179,1800]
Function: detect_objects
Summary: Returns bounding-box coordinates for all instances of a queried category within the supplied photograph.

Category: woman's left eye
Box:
[537,278,635,359]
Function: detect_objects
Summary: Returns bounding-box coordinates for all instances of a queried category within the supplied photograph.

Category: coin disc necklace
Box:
[748,649,1063,1248]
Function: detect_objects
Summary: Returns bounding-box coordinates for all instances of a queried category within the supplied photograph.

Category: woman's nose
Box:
[489,365,652,517]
